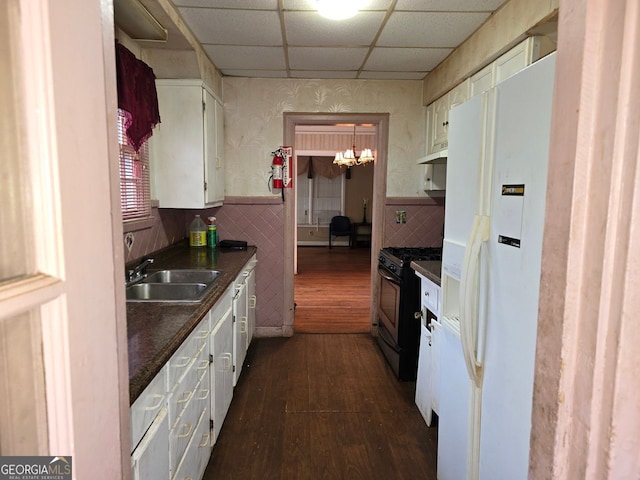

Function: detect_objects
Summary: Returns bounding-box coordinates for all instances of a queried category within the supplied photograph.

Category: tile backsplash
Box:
[123,196,442,335]
[123,206,188,263]
[123,198,284,333]
[383,197,445,248]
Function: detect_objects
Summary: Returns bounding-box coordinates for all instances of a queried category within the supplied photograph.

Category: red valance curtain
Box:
[115,43,160,152]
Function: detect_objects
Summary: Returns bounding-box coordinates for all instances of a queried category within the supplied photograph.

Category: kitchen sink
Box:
[143,269,220,285]
[126,269,221,302]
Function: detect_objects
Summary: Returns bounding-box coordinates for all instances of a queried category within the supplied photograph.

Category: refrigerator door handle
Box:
[460,214,490,388]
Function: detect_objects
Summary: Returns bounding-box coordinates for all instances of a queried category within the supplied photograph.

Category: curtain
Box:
[297,156,346,179]
[115,43,160,152]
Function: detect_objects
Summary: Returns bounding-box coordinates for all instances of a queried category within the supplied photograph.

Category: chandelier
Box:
[333,125,375,167]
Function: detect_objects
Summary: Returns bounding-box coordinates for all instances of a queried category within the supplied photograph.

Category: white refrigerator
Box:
[438,52,556,480]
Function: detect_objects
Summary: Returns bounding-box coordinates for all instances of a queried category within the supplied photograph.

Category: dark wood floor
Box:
[294,246,372,333]
[203,334,438,480]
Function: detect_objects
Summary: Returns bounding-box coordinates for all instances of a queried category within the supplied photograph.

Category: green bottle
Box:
[207,217,217,248]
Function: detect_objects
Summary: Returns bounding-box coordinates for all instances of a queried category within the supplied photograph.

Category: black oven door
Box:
[377,266,401,343]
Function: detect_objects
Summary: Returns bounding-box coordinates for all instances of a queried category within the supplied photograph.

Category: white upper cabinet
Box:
[470,36,555,97]
[426,36,555,158]
[426,80,470,155]
[151,79,224,209]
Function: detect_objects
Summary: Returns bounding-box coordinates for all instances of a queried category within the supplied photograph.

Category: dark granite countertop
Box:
[410,260,442,286]
[127,241,257,405]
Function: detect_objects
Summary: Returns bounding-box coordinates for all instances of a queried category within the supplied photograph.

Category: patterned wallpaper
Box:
[125,78,444,335]
[223,78,428,197]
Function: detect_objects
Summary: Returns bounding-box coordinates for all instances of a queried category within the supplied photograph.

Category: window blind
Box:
[118,108,151,221]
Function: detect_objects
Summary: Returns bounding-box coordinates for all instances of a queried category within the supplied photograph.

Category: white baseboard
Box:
[296,240,349,247]
[255,326,284,337]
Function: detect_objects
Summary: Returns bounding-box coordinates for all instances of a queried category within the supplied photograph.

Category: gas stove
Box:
[376,246,442,380]
[378,247,442,278]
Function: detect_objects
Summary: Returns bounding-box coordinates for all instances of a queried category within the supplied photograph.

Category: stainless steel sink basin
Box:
[126,283,209,302]
[143,269,220,284]
[126,269,221,302]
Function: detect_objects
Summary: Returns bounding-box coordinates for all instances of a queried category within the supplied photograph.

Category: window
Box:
[297,172,345,226]
[118,109,151,221]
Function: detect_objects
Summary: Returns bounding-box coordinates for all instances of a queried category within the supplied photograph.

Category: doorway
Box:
[282,113,390,336]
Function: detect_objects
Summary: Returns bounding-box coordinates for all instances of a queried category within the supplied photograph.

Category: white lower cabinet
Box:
[247,267,256,346]
[172,407,211,480]
[169,339,211,476]
[233,255,257,386]
[211,306,233,443]
[415,325,433,426]
[131,406,170,480]
[131,365,167,453]
[232,279,248,386]
[131,256,258,480]
[414,272,442,426]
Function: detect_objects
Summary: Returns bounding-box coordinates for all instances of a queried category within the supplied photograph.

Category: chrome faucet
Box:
[126,258,154,286]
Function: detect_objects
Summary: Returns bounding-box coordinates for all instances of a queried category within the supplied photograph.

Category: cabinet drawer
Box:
[209,285,232,330]
[172,408,211,480]
[420,277,440,316]
[168,362,198,431]
[131,365,167,452]
[168,316,210,389]
[168,339,210,432]
[131,406,170,480]
[169,375,208,474]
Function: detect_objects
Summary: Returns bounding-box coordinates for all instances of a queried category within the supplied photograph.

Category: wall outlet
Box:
[124,232,135,252]
[395,210,407,224]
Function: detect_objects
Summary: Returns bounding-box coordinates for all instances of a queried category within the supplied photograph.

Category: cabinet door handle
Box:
[196,330,210,339]
[178,423,193,438]
[223,353,232,371]
[199,434,211,448]
[144,393,165,411]
[250,295,256,308]
[197,388,210,401]
[197,359,209,370]
[173,356,191,368]
[177,390,192,404]
[240,318,247,333]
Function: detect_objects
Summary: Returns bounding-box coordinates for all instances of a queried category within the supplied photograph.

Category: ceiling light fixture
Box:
[316,0,366,21]
[333,125,375,167]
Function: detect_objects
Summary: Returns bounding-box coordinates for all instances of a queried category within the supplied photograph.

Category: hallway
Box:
[294,246,372,333]
[203,334,438,479]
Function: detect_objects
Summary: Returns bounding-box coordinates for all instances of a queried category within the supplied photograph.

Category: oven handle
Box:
[377,267,401,286]
[377,324,401,353]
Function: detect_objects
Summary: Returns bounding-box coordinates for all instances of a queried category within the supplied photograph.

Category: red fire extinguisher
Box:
[271,150,284,191]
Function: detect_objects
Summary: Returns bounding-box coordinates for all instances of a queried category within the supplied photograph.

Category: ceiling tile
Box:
[179,8,282,45]
[288,47,369,70]
[378,11,491,48]
[203,45,286,69]
[285,11,385,46]
[173,0,278,7]
[289,70,358,79]
[395,0,506,11]
[222,69,289,78]
[284,0,393,11]
[359,71,427,80]
[364,47,452,71]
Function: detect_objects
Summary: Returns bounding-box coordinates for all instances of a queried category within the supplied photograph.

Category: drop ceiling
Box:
[163,0,508,80]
